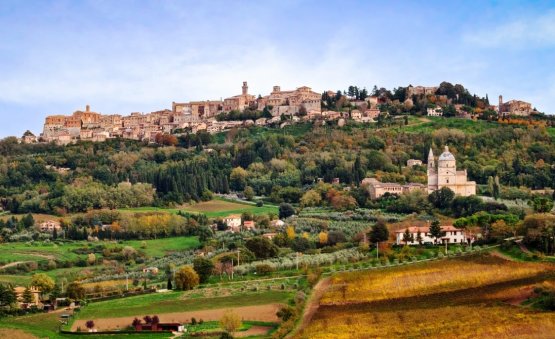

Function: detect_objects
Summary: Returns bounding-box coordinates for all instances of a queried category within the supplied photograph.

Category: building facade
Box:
[361,178,426,200]
[395,225,468,245]
[427,146,476,196]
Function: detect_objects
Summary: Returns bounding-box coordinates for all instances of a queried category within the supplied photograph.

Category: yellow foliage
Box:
[286,225,296,239]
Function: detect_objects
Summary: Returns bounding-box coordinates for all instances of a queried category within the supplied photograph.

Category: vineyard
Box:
[320,255,552,304]
[298,254,555,338]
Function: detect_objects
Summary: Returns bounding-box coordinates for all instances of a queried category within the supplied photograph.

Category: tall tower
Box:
[242,81,248,96]
[427,148,435,175]
[498,95,503,114]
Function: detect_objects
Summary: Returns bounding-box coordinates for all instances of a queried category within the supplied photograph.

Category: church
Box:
[427,146,476,196]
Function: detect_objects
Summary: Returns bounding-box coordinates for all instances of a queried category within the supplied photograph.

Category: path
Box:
[0,261,27,270]
[289,277,331,338]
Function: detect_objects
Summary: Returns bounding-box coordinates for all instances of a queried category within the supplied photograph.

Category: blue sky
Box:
[0,0,554,137]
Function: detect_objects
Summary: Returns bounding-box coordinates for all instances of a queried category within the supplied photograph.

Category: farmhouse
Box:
[407,159,423,167]
[395,225,468,245]
[243,220,255,230]
[14,286,41,306]
[361,178,426,200]
[224,214,242,230]
[38,220,62,232]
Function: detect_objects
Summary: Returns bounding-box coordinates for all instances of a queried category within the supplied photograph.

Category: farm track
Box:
[291,277,330,337]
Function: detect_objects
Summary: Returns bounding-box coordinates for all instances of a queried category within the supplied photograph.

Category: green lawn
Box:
[78,290,291,319]
[120,236,200,257]
[0,311,173,338]
[119,198,278,218]
[0,242,84,263]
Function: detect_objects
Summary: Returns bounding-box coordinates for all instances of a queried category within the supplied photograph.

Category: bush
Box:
[255,264,274,275]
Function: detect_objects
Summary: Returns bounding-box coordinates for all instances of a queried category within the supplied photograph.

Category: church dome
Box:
[438,146,455,161]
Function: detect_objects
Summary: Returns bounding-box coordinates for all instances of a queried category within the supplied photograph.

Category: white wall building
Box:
[395,225,468,245]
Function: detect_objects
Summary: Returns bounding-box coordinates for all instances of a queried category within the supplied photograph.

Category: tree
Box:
[230,167,248,191]
[66,282,86,300]
[50,284,61,302]
[416,231,423,245]
[193,257,214,284]
[31,273,55,297]
[86,320,95,331]
[174,266,200,290]
[220,309,242,334]
[318,231,328,245]
[276,305,295,321]
[428,187,455,209]
[429,220,442,244]
[279,203,295,219]
[245,237,279,259]
[528,195,554,213]
[300,190,322,207]
[0,285,16,306]
[402,228,413,245]
[22,286,34,303]
[369,219,389,243]
[243,186,255,201]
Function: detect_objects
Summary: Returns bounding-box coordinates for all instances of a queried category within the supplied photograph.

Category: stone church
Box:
[427,146,476,196]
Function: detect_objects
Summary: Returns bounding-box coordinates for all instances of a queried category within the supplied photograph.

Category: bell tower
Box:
[427,148,435,175]
[242,81,248,96]
[498,95,503,114]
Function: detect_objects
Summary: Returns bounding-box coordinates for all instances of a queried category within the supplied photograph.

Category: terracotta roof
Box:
[395,225,462,233]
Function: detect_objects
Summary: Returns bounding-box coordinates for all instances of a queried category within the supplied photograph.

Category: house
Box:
[361,178,426,200]
[407,159,423,167]
[243,220,255,230]
[270,220,285,228]
[224,214,242,230]
[142,267,159,275]
[14,286,41,306]
[351,110,362,121]
[427,106,443,117]
[262,232,277,240]
[39,220,62,232]
[395,225,468,245]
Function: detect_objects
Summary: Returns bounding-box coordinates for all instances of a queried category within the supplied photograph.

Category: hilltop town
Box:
[21,82,543,145]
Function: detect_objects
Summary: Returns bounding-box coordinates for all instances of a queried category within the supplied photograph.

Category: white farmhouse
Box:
[395,225,468,245]
[223,214,242,230]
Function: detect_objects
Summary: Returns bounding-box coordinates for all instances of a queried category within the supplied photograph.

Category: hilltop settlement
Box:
[19,82,546,145]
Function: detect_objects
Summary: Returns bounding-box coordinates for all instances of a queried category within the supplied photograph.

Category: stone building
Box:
[427,146,476,196]
[361,178,426,200]
[223,82,257,112]
[406,85,438,97]
[257,85,321,116]
[498,95,534,116]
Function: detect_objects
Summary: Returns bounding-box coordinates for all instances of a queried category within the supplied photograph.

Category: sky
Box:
[0,0,554,137]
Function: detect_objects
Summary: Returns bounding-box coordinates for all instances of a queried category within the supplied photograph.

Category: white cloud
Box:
[464,10,555,48]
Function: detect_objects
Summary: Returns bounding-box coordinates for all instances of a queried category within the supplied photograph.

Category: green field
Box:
[121,236,200,257]
[400,116,499,134]
[0,312,172,338]
[119,198,278,218]
[78,290,291,318]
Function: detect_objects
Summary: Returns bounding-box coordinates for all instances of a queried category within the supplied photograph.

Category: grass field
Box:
[121,236,200,257]
[120,198,278,218]
[298,254,555,339]
[77,290,291,319]
[400,116,499,134]
[0,290,291,338]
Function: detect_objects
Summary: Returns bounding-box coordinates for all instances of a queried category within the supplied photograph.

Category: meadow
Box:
[298,254,555,339]
[119,198,278,218]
